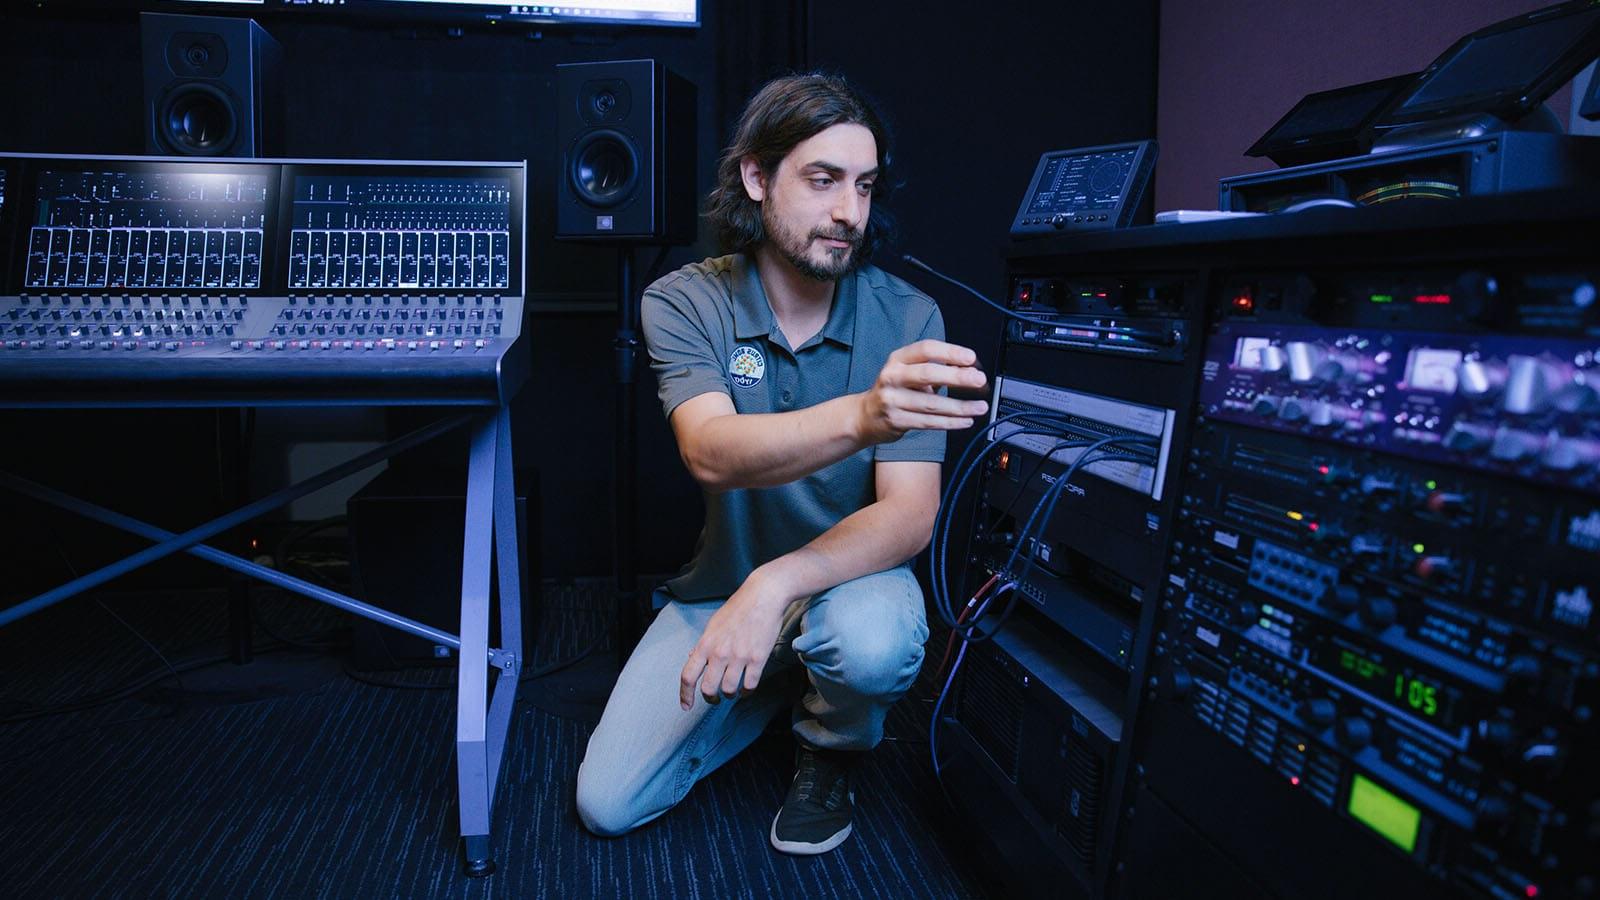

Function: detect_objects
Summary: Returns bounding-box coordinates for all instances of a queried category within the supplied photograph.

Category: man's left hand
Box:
[679,570,792,710]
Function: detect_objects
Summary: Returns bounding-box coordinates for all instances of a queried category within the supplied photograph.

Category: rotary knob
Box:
[1312,359,1346,383]
[1503,355,1560,415]
[1423,490,1469,514]
[1476,717,1518,752]
[1251,394,1281,416]
[1541,436,1600,472]
[1286,342,1325,383]
[1336,716,1373,749]
[1553,382,1600,414]
[1490,426,1542,462]
[1308,400,1335,427]
[1300,697,1337,728]
[1258,344,1288,373]
[1360,595,1397,629]
[1458,358,1506,399]
[1279,397,1309,422]
[1162,664,1195,699]
[1475,793,1513,830]
[1328,584,1362,613]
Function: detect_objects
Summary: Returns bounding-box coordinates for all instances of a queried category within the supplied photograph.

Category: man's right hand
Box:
[856,339,989,445]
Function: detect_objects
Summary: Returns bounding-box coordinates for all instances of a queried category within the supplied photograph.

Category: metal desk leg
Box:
[457,408,522,877]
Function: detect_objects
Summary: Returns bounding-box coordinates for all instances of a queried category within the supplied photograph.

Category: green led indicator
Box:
[1348,774,1420,854]
[1412,543,1426,554]
[1370,293,1395,304]
[1425,480,1438,490]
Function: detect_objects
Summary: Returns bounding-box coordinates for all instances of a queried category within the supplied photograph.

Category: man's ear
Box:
[739,156,766,203]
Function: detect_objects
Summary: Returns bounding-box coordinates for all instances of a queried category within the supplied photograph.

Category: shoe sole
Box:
[769,818,853,856]
[769,790,856,856]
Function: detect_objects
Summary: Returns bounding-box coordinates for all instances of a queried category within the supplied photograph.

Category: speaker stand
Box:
[613,247,643,666]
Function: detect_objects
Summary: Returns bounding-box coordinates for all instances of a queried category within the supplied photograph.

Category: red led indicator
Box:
[1019,285,1033,303]
[1525,885,1539,899]
[1232,294,1254,312]
[1317,465,1330,475]
[1290,776,1301,786]
[1308,522,1320,532]
[1414,293,1452,305]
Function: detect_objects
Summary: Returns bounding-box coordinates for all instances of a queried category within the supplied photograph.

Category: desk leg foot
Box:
[461,835,496,878]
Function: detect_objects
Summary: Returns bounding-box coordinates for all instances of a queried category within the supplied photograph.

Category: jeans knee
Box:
[575,761,638,837]
[827,630,925,699]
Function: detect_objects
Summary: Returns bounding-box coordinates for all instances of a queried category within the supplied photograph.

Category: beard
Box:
[761,201,865,282]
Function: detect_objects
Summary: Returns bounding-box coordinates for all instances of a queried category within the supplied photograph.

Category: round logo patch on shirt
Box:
[728,344,766,388]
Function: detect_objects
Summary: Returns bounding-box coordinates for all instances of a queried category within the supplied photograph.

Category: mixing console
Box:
[0,154,527,404]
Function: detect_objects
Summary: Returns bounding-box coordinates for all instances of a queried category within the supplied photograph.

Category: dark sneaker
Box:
[770,744,859,855]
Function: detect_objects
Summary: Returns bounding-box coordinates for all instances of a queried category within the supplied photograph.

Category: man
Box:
[575,72,986,855]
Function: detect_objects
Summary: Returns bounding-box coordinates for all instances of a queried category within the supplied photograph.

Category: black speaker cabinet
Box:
[140,13,283,158]
[556,59,697,244]
[346,467,540,670]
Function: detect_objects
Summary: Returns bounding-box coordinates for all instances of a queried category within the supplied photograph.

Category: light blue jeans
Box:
[575,566,929,836]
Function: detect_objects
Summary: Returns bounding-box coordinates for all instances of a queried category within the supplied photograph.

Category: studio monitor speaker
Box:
[141,13,283,158]
[556,59,697,244]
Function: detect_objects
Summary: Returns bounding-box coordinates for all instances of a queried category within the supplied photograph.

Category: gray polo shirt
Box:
[642,251,946,602]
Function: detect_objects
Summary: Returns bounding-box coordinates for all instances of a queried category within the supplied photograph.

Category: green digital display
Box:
[1348,774,1421,854]
[1312,640,1460,729]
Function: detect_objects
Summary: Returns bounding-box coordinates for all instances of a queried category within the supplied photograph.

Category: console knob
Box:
[1458,358,1506,399]
[1312,359,1346,383]
[1329,584,1362,612]
[1162,664,1194,699]
[1503,355,1559,415]
[1475,793,1513,830]
[1476,717,1518,751]
[1286,342,1325,383]
[1279,397,1309,422]
[1308,400,1335,427]
[1541,436,1600,472]
[1360,595,1397,629]
[1251,394,1281,416]
[1360,474,1398,495]
[1413,555,1456,580]
[1348,534,1385,557]
[1490,426,1542,462]
[1506,654,1544,683]
[1235,601,1260,625]
[1301,697,1337,728]
[1553,382,1600,414]
[1258,344,1288,373]
[1443,422,1492,452]
[1336,716,1373,748]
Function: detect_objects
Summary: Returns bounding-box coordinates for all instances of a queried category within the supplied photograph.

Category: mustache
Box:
[810,226,863,246]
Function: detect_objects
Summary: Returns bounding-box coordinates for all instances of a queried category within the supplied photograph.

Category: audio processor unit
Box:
[936,256,1206,898]
[1144,261,1599,899]
[1010,141,1157,239]
[0,153,528,405]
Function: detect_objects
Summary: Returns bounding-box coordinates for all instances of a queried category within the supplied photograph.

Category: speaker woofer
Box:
[158,83,238,156]
[569,129,640,208]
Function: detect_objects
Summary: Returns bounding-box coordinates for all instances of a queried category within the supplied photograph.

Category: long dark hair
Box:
[705,72,895,260]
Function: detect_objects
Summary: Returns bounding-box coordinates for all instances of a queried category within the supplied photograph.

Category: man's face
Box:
[747,123,878,281]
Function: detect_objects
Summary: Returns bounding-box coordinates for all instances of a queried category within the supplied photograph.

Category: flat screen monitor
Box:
[1377,0,1600,127]
[1246,72,1419,166]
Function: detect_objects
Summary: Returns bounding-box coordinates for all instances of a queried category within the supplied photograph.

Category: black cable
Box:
[519,627,608,682]
[341,664,453,692]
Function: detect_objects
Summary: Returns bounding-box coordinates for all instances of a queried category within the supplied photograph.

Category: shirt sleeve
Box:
[641,283,731,420]
[874,302,948,463]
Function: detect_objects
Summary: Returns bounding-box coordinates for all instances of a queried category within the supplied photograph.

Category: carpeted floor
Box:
[0,579,991,899]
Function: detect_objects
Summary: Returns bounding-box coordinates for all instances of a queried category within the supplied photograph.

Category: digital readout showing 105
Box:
[1314,641,1458,728]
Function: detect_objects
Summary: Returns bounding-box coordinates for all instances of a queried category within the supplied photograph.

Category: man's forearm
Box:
[748,493,935,607]
[685,393,867,492]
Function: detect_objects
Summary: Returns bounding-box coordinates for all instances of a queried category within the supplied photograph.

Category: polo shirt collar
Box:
[730,251,857,348]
